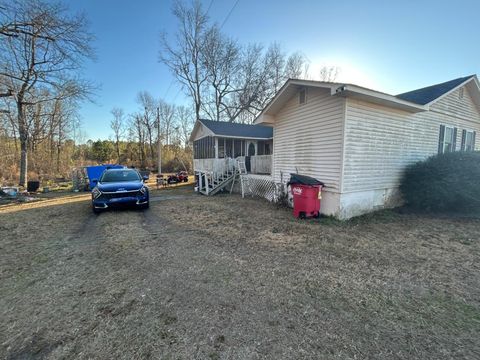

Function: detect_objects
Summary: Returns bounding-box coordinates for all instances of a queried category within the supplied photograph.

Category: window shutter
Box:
[461,129,466,151]
[452,127,458,151]
[473,131,477,151]
[438,125,445,154]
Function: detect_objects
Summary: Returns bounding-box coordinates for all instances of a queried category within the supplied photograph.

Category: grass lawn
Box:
[0,186,479,359]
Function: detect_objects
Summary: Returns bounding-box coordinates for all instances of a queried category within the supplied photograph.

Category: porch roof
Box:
[190,119,273,142]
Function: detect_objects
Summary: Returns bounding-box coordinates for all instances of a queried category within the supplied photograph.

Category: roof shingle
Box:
[199,119,273,139]
[396,75,474,105]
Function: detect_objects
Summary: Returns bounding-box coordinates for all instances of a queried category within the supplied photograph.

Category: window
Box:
[461,129,476,151]
[193,136,215,159]
[438,125,457,154]
[100,170,141,183]
[299,88,306,105]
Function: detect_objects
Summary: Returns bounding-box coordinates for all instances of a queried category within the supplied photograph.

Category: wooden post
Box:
[205,173,209,195]
[199,171,203,192]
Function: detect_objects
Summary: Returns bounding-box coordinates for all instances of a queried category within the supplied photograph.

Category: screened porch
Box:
[193,136,272,175]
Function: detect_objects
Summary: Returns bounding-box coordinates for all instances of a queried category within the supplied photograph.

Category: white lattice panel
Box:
[240,175,282,202]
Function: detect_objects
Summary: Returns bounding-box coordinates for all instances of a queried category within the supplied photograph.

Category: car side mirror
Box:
[142,175,149,182]
[91,179,98,186]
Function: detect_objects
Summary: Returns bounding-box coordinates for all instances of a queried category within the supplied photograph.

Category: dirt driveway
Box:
[0,186,479,359]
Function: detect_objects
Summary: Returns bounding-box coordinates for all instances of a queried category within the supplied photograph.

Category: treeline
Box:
[0,134,193,186]
[0,89,195,184]
[78,140,192,173]
[107,91,195,172]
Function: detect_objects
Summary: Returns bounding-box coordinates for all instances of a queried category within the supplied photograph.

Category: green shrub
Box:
[400,151,480,213]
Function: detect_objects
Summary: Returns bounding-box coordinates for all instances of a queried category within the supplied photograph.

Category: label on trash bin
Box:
[292,186,302,196]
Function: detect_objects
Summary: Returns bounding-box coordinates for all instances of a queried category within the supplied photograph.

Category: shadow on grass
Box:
[312,206,480,227]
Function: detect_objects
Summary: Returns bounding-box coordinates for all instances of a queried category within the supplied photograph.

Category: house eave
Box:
[212,134,273,140]
[335,85,428,113]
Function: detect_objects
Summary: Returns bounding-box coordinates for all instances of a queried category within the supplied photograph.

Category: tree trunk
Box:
[115,139,120,162]
[19,134,28,187]
[57,118,62,173]
[17,102,28,187]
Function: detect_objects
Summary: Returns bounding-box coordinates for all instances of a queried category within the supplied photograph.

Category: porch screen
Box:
[193,136,215,159]
[225,139,233,158]
[218,138,244,158]
[218,137,225,158]
[257,141,272,155]
[234,140,244,157]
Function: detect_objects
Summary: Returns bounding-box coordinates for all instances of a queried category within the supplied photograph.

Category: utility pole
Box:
[157,106,162,174]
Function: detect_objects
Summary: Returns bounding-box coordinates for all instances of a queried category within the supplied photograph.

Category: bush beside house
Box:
[400,151,480,213]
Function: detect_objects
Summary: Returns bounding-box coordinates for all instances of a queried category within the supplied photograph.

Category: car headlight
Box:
[140,186,147,195]
[92,188,102,199]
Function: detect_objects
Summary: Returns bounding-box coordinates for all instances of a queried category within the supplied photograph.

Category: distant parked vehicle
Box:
[91,168,149,213]
[167,171,189,184]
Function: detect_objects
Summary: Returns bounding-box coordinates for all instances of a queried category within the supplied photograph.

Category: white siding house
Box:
[255,75,480,219]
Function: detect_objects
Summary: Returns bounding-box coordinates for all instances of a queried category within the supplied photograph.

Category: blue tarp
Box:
[85,164,124,186]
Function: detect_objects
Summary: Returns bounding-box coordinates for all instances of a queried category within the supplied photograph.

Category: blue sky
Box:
[69,0,480,140]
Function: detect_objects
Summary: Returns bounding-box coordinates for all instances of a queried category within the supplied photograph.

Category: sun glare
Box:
[309,59,382,91]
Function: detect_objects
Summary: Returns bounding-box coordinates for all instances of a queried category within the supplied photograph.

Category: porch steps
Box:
[197,169,236,195]
[197,159,246,196]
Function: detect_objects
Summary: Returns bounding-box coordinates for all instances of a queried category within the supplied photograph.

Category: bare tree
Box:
[285,52,309,79]
[318,66,340,82]
[130,113,146,168]
[159,0,208,121]
[110,107,125,162]
[175,105,194,147]
[201,25,240,121]
[136,91,157,162]
[0,0,94,186]
[159,99,175,147]
[160,1,311,124]
[265,43,287,92]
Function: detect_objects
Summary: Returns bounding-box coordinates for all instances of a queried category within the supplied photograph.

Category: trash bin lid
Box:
[288,173,324,186]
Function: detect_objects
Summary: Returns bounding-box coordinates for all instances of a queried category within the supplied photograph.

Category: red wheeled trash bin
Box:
[289,174,324,219]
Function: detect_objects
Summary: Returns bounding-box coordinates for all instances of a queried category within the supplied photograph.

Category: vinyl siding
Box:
[342,85,480,193]
[430,87,479,121]
[273,87,345,191]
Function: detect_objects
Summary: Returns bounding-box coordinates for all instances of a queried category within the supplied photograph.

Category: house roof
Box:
[396,75,476,105]
[254,75,480,124]
[189,119,273,142]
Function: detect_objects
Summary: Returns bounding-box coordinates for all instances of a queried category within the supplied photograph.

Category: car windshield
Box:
[100,170,141,183]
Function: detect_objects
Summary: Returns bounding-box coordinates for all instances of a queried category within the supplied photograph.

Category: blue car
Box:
[91,168,149,213]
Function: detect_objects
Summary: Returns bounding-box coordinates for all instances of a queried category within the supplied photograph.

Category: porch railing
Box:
[194,155,272,175]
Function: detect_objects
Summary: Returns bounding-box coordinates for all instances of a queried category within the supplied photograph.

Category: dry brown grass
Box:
[0,186,479,359]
